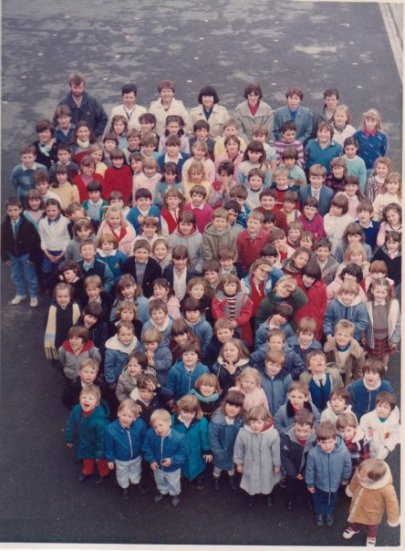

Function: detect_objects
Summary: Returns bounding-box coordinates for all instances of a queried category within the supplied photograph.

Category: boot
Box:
[228,475,238,491]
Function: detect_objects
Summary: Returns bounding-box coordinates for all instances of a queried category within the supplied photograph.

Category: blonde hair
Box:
[245,405,273,425]
[334,319,354,336]
[175,395,203,419]
[333,104,352,125]
[194,372,221,393]
[80,384,101,404]
[358,458,387,482]
[105,205,127,226]
[141,327,162,344]
[118,398,142,417]
[361,108,382,131]
[150,408,171,426]
[236,367,261,388]
[381,171,401,198]
[338,280,360,295]
[343,242,368,264]
[275,275,297,293]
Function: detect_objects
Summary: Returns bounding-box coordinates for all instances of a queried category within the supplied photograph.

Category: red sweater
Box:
[295,275,327,341]
[183,202,214,233]
[296,213,326,240]
[256,206,288,231]
[103,165,133,204]
[236,228,269,271]
[73,173,104,203]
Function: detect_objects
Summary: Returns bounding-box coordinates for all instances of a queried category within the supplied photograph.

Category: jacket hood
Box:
[337,293,362,307]
[359,464,393,490]
[106,334,138,354]
[285,424,317,447]
[204,222,232,237]
[62,340,94,354]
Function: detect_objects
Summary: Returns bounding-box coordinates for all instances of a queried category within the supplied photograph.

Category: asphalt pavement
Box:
[0,1,402,548]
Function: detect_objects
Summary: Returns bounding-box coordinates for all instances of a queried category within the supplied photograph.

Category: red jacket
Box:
[212,291,254,346]
[183,202,214,233]
[103,165,133,204]
[295,275,327,341]
[236,228,269,272]
[73,173,104,203]
[296,213,326,240]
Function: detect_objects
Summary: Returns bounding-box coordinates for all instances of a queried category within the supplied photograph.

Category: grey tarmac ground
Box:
[0,0,402,548]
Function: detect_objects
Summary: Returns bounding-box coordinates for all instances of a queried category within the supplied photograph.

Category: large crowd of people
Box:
[1,74,401,547]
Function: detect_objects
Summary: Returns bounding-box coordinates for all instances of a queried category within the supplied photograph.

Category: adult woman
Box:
[233,82,274,144]
[105,83,146,133]
[273,87,313,144]
[187,86,229,139]
[149,79,189,137]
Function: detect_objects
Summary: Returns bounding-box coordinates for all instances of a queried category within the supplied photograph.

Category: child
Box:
[104,398,148,499]
[255,302,295,349]
[71,122,98,165]
[273,120,305,167]
[213,118,247,159]
[83,274,113,321]
[11,144,47,205]
[61,357,110,413]
[34,170,62,207]
[151,277,181,320]
[203,318,235,367]
[127,188,161,236]
[343,458,399,547]
[287,317,322,364]
[123,129,142,163]
[237,210,270,274]
[32,118,58,169]
[372,231,401,291]
[305,122,342,175]
[162,245,199,302]
[160,188,184,237]
[102,132,119,166]
[188,117,216,152]
[48,143,80,183]
[324,280,368,342]
[172,395,211,489]
[335,222,372,264]
[184,184,213,234]
[366,156,392,202]
[65,218,96,262]
[337,176,365,220]
[182,297,213,355]
[44,283,81,359]
[245,168,265,210]
[1,196,41,307]
[274,381,320,436]
[331,104,356,146]
[282,246,311,278]
[78,240,114,293]
[82,180,108,229]
[167,341,207,399]
[109,114,128,149]
[353,109,388,174]
[132,157,161,204]
[96,233,127,285]
[122,239,162,298]
[64,385,110,483]
[237,141,272,187]
[23,190,45,230]
[305,420,352,526]
[348,359,394,419]
[280,147,307,188]
[283,195,302,226]
[77,302,108,354]
[131,373,174,424]
[214,136,243,184]
[299,351,343,412]
[156,135,189,176]
[233,405,281,507]
[320,388,354,424]
[324,156,348,194]
[376,203,401,247]
[53,104,76,145]
[365,277,400,366]
[297,197,325,240]
[58,325,101,381]
[143,299,173,342]
[184,276,212,321]
[152,238,172,271]
[190,373,222,419]
[115,352,148,403]
[211,338,250,394]
[51,165,80,210]
[271,166,296,207]
[342,137,367,193]
[295,262,327,341]
[313,238,339,285]
[372,171,401,221]
[281,410,316,510]
[299,164,333,217]
[359,392,400,460]
[323,194,354,254]
[336,412,370,474]
[140,327,173,387]
[97,205,136,257]
[268,228,295,263]
[201,259,221,295]
[168,211,203,274]
[182,159,211,201]
[259,350,293,415]
[142,408,188,507]
[208,390,245,490]
[324,319,365,387]
[230,367,269,412]
[365,260,394,295]
[182,140,215,184]
[169,318,200,362]
[154,162,183,208]
[73,156,104,203]
[158,114,189,154]
[104,321,140,386]
[202,208,237,262]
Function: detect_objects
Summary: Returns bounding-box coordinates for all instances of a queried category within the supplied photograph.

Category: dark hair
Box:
[243,82,263,100]
[181,297,202,314]
[341,263,364,283]
[197,86,219,104]
[218,161,234,176]
[301,261,321,280]
[323,88,340,100]
[87,179,102,193]
[280,121,297,134]
[121,83,137,96]
[135,188,152,201]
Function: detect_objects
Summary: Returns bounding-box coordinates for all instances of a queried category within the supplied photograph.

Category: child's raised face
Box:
[107,212,123,229]
[101,240,115,255]
[173,257,188,271]
[121,283,136,300]
[86,284,101,301]
[104,140,117,153]
[318,437,336,454]
[192,146,206,161]
[139,386,155,404]
[144,165,157,178]
[339,425,356,442]
[247,217,262,234]
[117,326,135,346]
[21,153,36,168]
[199,382,216,397]
[345,182,359,197]
[216,327,233,343]
[110,198,125,209]
[82,164,95,178]
[166,195,181,209]
[265,361,282,377]
[190,192,205,207]
[308,354,326,375]
[317,127,332,144]
[189,283,205,300]
[113,120,126,135]
[128,135,141,149]
[340,290,356,306]
[303,205,317,220]
[28,197,42,211]
[140,121,155,134]
[185,309,200,324]
[268,335,284,352]
[166,144,179,157]
[153,284,168,301]
[335,328,352,348]
[182,350,199,369]
[309,174,323,189]
[275,280,293,298]
[275,174,289,189]
[302,274,316,288]
[134,247,149,264]
[80,365,97,385]
[189,169,203,183]
[57,114,71,128]
[225,139,239,156]
[298,330,314,347]
[386,180,400,195]
[364,116,378,132]
[204,270,219,286]
[71,208,85,221]
[283,200,296,213]
[180,409,196,423]
[80,392,98,412]
[248,175,263,190]
[118,407,136,429]
[330,395,347,413]
[250,418,266,433]
[344,144,357,159]
[239,374,257,392]
[164,171,177,185]
[282,129,297,143]
[222,342,239,363]
[333,110,347,128]
[120,308,135,322]
[294,251,310,269]
[62,269,78,283]
[174,332,189,346]
[332,165,345,179]
[76,227,92,241]
[373,284,389,303]
[386,238,400,254]
[223,125,238,137]
[375,401,392,419]
[151,308,166,325]
[330,204,343,217]
[253,263,271,282]
[196,127,209,140]
[153,417,171,437]
[56,289,71,307]
[294,423,312,441]
[288,389,308,410]
[363,369,381,388]
[287,94,301,111]
[77,125,91,141]
[153,243,169,263]
[127,357,143,377]
[81,244,96,262]
[375,162,389,179]
[283,157,295,169]
[69,334,84,351]
[131,159,143,173]
[223,281,238,295]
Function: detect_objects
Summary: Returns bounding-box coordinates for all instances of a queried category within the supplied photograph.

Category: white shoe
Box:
[366,537,376,547]
[10,295,27,305]
[30,297,38,307]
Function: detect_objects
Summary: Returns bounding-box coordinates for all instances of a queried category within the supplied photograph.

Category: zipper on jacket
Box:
[126,428,133,459]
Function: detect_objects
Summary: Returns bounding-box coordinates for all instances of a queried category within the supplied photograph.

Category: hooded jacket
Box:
[210,356,250,395]
[202,222,238,262]
[305,435,352,492]
[281,424,316,478]
[275,400,320,436]
[348,378,394,419]
[251,342,305,381]
[359,407,401,460]
[58,340,101,381]
[64,404,109,460]
[104,334,139,384]
[259,367,293,415]
[139,342,173,386]
[323,294,368,341]
[208,408,243,471]
[142,427,188,473]
[166,360,209,401]
[168,227,203,273]
[172,414,210,480]
[323,337,365,387]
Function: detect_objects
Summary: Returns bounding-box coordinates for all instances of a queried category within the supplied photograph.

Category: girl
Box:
[184,276,212,322]
[82,274,113,322]
[151,238,172,270]
[214,135,243,181]
[353,109,388,174]
[335,222,373,263]
[183,159,211,200]
[282,247,311,279]
[115,351,148,402]
[295,262,328,341]
[58,325,101,381]
[110,274,149,324]
[365,278,400,366]
[168,211,203,273]
[365,156,392,203]
[337,242,370,279]
[372,172,401,221]
[211,338,250,394]
[154,162,183,209]
[172,395,211,489]
[336,176,364,220]
[122,239,162,298]
[287,221,304,249]
[44,282,81,360]
[132,156,161,203]
[230,367,269,412]
[376,203,401,247]
[323,195,354,255]
[169,318,200,361]
[109,114,128,149]
[113,302,143,341]
[364,260,394,295]
[32,118,58,170]
[23,190,44,230]
[160,188,184,237]
[233,406,281,507]
[158,114,190,154]
[104,321,140,385]
[97,205,136,256]
[106,191,130,219]
[51,165,80,210]
[241,258,283,317]
[151,277,181,320]
[208,389,245,491]
[342,137,367,193]
[212,274,254,346]
[372,231,401,292]
[190,373,222,419]
[327,263,367,304]
[182,140,215,184]
[73,156,104,203]
[65,218,96,262]
[299,230,316,252]
[331,104,356,146]
[96,233,127,284]
[71,121,97,165]
[237,141,271,187]
[89,143,108,177]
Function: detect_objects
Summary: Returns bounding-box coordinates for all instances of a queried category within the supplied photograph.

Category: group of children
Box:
[1,80,401,547]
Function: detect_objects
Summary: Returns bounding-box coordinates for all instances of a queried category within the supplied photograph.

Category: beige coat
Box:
[187,104,230,139]
[323,338,365,387]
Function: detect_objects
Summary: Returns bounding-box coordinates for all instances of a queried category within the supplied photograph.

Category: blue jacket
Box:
[298,184,334,217]
[259,368,293,415]
[64,404,109,460]
[166,360,209,401]
[78,258,114,294]
[142,427,188,472]
[304,139,343,174]
[185,316,213,356]
[323,295,368,341]
[281,424,316,478]
[104,418,147,462]
[275,400,320,436]
[96,249,127,283]
[172,414,210,480]
[348,378,394,419]
[104,334,140,384]
[255,320,294,349]
[208,409,244,471]
[251,343,305,380]
[305,435,352,492]
[286,335,322,363]
[139,342,173,386]
[273,105,313,144]
[126,205,161,235]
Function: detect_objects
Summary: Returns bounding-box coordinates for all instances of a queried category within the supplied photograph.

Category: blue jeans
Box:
[41,250,64,289]
[312,487,338,515]
[9,253,38,297]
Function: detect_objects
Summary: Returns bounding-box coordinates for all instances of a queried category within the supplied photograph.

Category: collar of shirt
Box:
[192,203,206,210]
[22,162,38,172]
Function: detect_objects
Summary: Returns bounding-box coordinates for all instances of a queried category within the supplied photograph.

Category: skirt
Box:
[367,337,390,358]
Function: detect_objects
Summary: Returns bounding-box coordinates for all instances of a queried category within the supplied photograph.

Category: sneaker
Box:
[30,297,38,308]
[325,514,334,526]
[171,494,180,507]
[121,487,130,500]
[154,492,165,503]
[366,537,376,547]
[10,295,27,305]
[315,514,324,527]
[343,527,360,539]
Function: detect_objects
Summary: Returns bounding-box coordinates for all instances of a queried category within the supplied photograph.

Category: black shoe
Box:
[315,514,324,527]
[326,514,334,526]
[134,482,148,494]
[154,492,165,503]
[285,499,294,511]
[229,475,238,491]
[94,475,107,484]
[77,473,91,482]
[213,477,220,491]
[121,487,130,500]
[267,495,273,507]
[171,494,180,507]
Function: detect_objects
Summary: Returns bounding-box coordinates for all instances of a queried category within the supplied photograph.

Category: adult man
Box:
[58,74,107,138]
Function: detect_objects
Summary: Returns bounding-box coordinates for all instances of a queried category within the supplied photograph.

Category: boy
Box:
[140,327,173,386]
[104,398,148,499]
[102,132,119,166]
[202,207,237,262]
[61,357,110,413]
[58,325,101,381]
[271,166,295,206]
[11,144,47,205]
[166,341,209,401]
[236,210,269,273]
[268,228,295,262]
[323,281,368,342]
[103,149,132,204]
[48,144,80,183]
[142,299,173,342]
[229,185,251,228]
[256,188,288,230]
[142,408,188,507]
[297,197,325,240]
[127,188,161,236]
[313,238,339,285]
[281,191,301,224]
[274,380,320,436]
[299,164,333,216]
[320,388,354,424]
[54,104,76,145]
[359,392,400,460]
[131,373,174,425]
[305,421,352,526]
[255,302,295,349]
[82,180,107,229]
[141,132,159,159]
[245,168,264,210]
[348,359,394,419]
[189,119,215,157]
[157,135,189,175]
[78,239,114,293]
[260,350,293,415]
[273,121,305,167]
[201,259,221,295]
[82,274,113,321]
[336,412,370,474]
[1,196,41,306]
[280,147,307,187]
[34,170,62,206]
[182,297,213,356]
[218,247,239,277]
[209,161,234,208]
[281,410,316,510]
[58,259,85,305]
[300,351,343,412]
[184,184,213,233]
[287,317,322,363]
[323,319,365,387]
[203,318,235,366]
[223,200,245,235]
[123,128,142,163]
[138,112,158,142]
[356,200,380,250]
[65,385,110,483]
[324,156,348,194]
[104,321,140,386]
